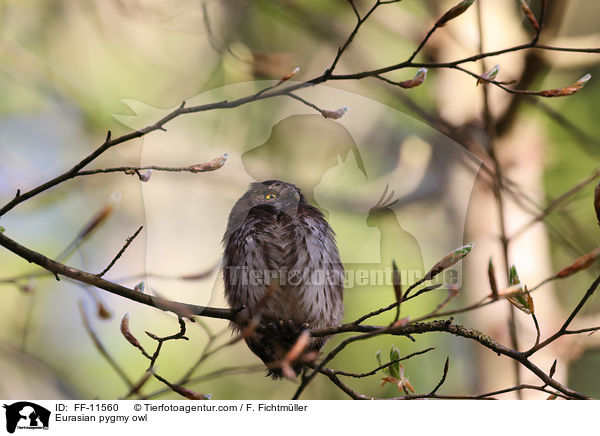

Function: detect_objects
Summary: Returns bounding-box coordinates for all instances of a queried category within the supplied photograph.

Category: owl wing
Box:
[223,206,288,316]
[295,205,344,328]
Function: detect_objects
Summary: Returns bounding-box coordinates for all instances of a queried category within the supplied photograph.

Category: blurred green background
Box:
[0,0,599,400]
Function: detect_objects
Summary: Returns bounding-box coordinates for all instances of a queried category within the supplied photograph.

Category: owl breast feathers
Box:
[222,180,344,378]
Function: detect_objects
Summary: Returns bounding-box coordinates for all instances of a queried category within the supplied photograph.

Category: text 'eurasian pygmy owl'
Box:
[223,180,344,378]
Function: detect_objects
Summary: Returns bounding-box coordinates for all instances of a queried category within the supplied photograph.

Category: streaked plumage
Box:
[223,180,344,378]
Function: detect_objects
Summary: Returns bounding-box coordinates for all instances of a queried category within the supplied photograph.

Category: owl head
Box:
[245,180,303,209]
[223,180,305,241]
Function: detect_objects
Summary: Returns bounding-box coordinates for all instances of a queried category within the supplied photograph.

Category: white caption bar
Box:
[0,400,593,435]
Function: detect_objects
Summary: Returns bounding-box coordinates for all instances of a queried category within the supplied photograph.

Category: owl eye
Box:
[264,192,278,200]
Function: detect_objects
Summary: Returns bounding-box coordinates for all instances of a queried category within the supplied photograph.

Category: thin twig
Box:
[475,0,521,398]
[78,301,133,388]
[141,365,264,400]
[429,356,450,395]
[326,0,384,76]
[525,274,600,356]
[312,320,588,400]
[97,226,144,278]
[0,0,598,403]
[287,92,327,115]
[0,231,237,321]
[123,370,154,399]
[292,326,397,399]
[146,317,189,370]
[333,347,435,378]
[309,364,372,400]
[512,167,600,239]
[532,313,541,348]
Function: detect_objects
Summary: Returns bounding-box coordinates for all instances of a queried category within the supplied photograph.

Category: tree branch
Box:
[0,230,236,321]
[97,226,144,278]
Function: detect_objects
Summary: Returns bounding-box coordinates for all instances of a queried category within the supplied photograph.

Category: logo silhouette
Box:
[3,402,50,433]
[113,84,482,305]
[241,114,367,209]
[366,184,424,283]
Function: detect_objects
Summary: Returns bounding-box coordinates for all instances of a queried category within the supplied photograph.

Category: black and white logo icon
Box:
[3,402,50,434]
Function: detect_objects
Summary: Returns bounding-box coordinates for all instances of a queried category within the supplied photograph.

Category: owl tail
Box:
[244,320,325,379]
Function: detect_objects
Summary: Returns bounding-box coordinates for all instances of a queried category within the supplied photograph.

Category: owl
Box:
[223,180,344,378]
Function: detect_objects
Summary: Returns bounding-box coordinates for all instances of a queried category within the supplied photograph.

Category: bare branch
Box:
[512,167,600,239]
[2,0,600,403]
[429,356,450,395]
[77,154,229,178]
[0,231,236,321]
[525,274,600,356]
[332,347,435,378]
[97,226,144,278]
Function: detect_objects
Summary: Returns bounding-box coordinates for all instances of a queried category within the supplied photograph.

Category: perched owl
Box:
[223,180,344,378]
